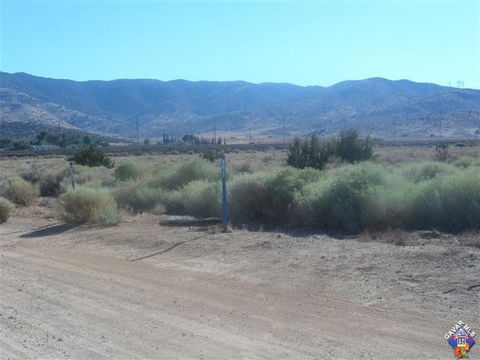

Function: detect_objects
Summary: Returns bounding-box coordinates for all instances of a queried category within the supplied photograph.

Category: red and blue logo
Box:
[445,321,476,359]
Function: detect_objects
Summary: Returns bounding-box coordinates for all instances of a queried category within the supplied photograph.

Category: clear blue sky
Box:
[1,1,479,88]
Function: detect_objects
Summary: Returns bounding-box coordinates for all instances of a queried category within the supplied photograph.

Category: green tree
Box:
[59,133,68,149]
[287,138,303,168]
[71,145,115,168]
[0,139,13,149]
[200,149,224,162]
[12,139,32,150]
[83,135,93,145]
[36,131,48,145]
[337,130,372,163]
[287,130,373,170]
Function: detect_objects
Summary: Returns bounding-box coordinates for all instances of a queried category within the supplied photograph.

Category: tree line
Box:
[0,131,109,150]
[287,130,373,169]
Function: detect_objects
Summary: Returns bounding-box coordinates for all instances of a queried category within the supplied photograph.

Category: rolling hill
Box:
[1,71,479,140]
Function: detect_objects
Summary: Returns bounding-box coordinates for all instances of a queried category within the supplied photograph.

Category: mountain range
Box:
[1,71,479,140]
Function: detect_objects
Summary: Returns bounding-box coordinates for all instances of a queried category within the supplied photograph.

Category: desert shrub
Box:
[473,156,480,166]
[147,163,176,188]
[290,163,396,230]
[38,165,112,196]
[74,166,113,186]
[229,174,271,225]
[183,181,221,217]
[172,159,219,186]
[60,187,121,225]
[200,149,224,162]
[113,182,139,210]
[315,164,392,229]
[399,162,458,183]
[158,181,221,217]
[411,169,480,231]
[114,161,148,182]
[264,167,321,223]
[39,170,66,196]
[232,160,253,174]
[20,166,43,184]
[71,145,114,168]
[453,156,476,168]
[149,159,218,190]
[0,197,14,223]
[360,182,419,230]
[134,187,165,212]
[228,167,322,225]
[289,178,332,228]
[150,203,167,215]
[287,164,480,232]
[114,183,164,213]
[161,189,187,214]
[0,177,38,205]
[433,144,449,162]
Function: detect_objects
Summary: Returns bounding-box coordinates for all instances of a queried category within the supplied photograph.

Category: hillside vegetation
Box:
[1,71,480,139]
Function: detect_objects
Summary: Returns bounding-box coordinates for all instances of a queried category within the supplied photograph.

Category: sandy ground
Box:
[0,212,479,359]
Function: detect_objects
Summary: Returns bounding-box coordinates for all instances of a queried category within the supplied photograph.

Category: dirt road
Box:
[1,215,478,359]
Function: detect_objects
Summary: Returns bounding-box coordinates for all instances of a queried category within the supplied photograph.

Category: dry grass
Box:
[0,177,38,206]
[60,187,122,225]
[0,197,14,223]
[359,230,408,246]
[374,145,479,165]
[1,145,479,232]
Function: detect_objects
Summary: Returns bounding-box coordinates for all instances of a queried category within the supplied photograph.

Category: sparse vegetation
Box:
[398,161,458,183]
[433,143,449,162]
[60,187,121,225]
[39,170,66,196]
[0,197,14,223]
[114,183,164,213]
[149,159,219,190]
[114,161,147,182]
[1,144,479,232]
[163,181,221,217]
[0,177,38,205]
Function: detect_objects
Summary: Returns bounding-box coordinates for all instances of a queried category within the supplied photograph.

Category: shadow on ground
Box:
[20,224,80,238]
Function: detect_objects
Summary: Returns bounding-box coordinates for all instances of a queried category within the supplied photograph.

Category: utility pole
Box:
[135,117,140,146]
[220,156,229,232]
[282,115,286,144]
[439,116,443,140]
[393,117,397,141]
[213,118,217,145]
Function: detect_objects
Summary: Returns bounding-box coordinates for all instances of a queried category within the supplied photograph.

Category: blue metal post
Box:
[221,156,229,232]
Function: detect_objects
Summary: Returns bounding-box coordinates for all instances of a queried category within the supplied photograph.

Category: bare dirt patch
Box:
[1,213,479,359]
